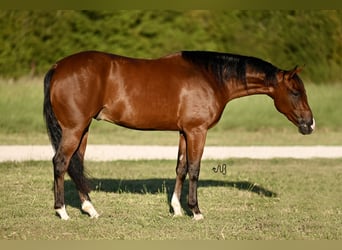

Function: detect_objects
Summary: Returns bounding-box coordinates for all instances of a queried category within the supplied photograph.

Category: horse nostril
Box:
[298,117,315,135]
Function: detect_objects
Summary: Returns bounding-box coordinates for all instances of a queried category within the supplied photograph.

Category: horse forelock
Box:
[181,51,279,87]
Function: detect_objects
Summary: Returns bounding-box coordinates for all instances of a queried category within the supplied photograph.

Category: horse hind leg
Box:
[53,150,69,220]
[53,130,83,220]
[68,129,99,219]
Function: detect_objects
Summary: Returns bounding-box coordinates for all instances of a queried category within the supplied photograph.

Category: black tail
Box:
[43,68,91,194]
[43,68,61,151]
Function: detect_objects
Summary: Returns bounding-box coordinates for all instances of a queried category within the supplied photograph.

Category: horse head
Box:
[271,66,315,135]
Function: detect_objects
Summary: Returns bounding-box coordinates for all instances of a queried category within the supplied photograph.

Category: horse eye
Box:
[291,90,300,97]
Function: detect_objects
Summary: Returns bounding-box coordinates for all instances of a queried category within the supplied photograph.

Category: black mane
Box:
[181,51,279,86]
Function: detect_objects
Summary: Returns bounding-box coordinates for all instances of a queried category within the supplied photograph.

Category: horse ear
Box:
[286,65,304,79]
[276,70,285,82]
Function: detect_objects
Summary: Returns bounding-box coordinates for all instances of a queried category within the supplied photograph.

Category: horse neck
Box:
[225,73,274,102]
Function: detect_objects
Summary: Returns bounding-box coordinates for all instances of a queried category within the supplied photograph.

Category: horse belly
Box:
[96,100,180,131]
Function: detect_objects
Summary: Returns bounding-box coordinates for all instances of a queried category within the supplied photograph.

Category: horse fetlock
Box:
[171,192,183,217]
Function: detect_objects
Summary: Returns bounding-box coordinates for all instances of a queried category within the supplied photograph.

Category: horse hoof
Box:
[82,200,99,219]
[172,213,183,218]
[193,213,204,220]
[90,212,99,219]
[55,205,70,220]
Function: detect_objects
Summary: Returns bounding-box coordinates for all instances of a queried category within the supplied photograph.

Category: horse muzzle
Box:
[298,117,315,135]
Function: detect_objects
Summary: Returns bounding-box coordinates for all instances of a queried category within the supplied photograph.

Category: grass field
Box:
[0,158,341,240]
[0,77,341,145]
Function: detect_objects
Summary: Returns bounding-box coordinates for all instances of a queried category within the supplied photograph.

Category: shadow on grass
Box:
[64,178,277,216]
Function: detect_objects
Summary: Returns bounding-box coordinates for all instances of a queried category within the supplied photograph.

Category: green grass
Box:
[0,159,341,239]
[0,77,341,145]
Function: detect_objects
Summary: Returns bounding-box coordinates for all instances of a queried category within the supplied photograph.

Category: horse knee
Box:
[188,164,200,181]
[176,165,187,177]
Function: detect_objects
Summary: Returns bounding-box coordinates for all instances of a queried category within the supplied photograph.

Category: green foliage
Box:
[0,10,342,82]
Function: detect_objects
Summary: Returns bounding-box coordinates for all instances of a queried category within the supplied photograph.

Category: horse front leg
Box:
[185,128,207,220]
[171,132,187,217]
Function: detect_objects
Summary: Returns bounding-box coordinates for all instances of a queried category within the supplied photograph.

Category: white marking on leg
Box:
[193,213,204,220]
[171,192,183,217]
[82,200,99,218]
[55,205,70,220]
[179,154,184,161]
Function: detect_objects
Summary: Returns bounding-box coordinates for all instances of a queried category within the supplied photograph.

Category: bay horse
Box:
[43,50,315,220]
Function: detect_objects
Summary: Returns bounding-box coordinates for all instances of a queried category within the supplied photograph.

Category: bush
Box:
[0,10,341,83]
